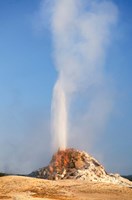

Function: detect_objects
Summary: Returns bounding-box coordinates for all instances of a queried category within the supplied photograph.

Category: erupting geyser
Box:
[50,0,118,150]
[51,80,68,149]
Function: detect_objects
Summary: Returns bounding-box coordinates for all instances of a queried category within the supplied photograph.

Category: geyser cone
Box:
[29,148,132,187]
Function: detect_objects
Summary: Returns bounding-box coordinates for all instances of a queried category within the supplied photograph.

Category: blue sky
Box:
[0,0,132,175]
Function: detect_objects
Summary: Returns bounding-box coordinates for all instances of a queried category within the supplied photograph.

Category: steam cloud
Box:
[49,0,118,151]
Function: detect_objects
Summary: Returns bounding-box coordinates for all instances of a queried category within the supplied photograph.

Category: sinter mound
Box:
[29,148,132,187]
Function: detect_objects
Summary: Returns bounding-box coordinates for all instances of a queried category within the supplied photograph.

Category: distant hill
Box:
[123,175,132,181]
[0,172,8,177]
[0,172,26,177]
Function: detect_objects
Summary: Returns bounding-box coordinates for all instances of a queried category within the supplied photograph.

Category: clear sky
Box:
[0,0,132,175]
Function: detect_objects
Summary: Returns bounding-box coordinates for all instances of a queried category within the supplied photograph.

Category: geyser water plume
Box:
[51,80,68,150]
[49,0,118,151]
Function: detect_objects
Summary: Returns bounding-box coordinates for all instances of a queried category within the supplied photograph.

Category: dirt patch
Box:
[0,176,132,200]
[0,195,11,199]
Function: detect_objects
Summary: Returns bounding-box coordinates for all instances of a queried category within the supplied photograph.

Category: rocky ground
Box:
[29,148,132,187]
[0,175,132,200]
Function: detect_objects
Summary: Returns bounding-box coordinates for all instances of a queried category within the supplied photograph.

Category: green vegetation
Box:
[123,175,132,181]
[0,172,8,177]
[0,172,26,177]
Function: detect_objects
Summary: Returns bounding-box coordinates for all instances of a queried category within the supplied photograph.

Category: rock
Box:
[29,148,132,187]
[75,159,85,169]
